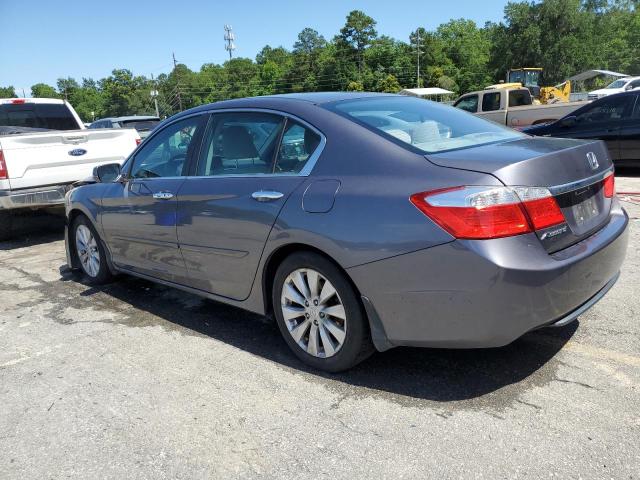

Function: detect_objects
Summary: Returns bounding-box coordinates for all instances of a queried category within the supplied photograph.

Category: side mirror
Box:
[625,84,634,91]
[93,163,122,183]
[559,116,577,128]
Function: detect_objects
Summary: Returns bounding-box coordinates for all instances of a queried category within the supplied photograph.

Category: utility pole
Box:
[414,30,422,88]
[150,73,160,118]
[172,52,183,111]
[224,25,236,60]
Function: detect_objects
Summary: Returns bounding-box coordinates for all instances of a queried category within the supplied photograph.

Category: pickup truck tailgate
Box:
[0,129,139,189]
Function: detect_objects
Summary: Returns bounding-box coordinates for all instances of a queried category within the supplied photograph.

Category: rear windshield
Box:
[328,96,523,153]
[0,103,79,130]
[121,119,160,132]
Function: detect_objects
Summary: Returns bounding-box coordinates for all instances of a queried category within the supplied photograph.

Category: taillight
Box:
[11,99,26,104]
[410,186,565,240]
[0,150,8,180]
[513,187,565,230]
[603,173,615,198]
[136,138,142,145]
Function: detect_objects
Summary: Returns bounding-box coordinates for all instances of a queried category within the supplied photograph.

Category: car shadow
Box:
[62,271,577,402]
[0,210,65,250]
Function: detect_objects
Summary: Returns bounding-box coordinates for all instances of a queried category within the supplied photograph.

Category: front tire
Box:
[272,252,374,372]
[72,215,113,285]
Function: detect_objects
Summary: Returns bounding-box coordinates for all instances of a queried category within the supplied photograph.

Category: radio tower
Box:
[224,25,236,60]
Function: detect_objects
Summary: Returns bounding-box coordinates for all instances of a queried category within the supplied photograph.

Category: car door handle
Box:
[152,191,174,200]
[252,190,284,202]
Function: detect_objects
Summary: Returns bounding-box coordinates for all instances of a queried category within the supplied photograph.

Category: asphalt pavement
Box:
[1,171,639,479]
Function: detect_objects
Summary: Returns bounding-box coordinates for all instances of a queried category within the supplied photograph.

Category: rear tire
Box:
[72,215,113,285]
[272,251,374,372]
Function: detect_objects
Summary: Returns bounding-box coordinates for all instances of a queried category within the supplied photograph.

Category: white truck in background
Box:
[453,87,589,127]
[0,98,140,239]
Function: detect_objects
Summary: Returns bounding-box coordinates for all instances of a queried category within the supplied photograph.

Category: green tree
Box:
[376,74,401,92]
[339,10,378,75]
[31,83,58,98]
[0,86,17,98]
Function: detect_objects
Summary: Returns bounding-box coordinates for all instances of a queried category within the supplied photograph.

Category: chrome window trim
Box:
[547,166,614,196]
[192,107,327,178]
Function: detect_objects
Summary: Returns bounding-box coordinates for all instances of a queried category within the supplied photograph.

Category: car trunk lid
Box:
[426,137,614,252]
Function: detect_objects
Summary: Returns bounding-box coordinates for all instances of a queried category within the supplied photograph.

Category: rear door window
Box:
[0,103,78,130]
[274,120,321,174]
[197,112,285,176]
[482,92,501,112]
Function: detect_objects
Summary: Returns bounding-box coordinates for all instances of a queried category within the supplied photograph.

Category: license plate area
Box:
[572,191,600,227]
[555,181,608,237]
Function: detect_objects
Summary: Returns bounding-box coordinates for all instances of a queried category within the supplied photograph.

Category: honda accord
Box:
[64,93,629,371]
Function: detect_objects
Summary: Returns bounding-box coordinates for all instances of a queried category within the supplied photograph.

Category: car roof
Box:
[172,92,398,118]
[94,115,160,122]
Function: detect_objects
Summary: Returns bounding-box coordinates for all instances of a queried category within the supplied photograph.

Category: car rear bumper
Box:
[0,185,69,211]
[348,201,629,350]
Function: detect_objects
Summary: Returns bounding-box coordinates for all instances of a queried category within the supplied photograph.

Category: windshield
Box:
[606,79,627,89]
[328,96,523,154]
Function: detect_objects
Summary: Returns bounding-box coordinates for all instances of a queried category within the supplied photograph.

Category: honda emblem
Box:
[586,152,599,170]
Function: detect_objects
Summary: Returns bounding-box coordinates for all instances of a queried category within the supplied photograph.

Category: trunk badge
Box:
[586,152,599,170]
[68,149,87,156]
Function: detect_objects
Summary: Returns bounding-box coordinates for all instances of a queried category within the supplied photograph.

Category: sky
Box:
[0,0,509,95]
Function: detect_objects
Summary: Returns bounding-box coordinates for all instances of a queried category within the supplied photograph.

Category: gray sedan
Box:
[64,93,629,372]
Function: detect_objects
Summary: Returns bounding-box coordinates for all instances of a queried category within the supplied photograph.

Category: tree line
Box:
[1,0,638,122]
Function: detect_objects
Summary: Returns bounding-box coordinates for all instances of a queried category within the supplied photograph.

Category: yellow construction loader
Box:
[506,68,571,104]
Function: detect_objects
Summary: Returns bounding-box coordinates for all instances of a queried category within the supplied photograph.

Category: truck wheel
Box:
[72,215,113,285]
[0,211,13,241]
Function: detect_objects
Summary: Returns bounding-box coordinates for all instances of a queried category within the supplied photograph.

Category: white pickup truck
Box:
[0,98,140,239]
[453,87,589,127]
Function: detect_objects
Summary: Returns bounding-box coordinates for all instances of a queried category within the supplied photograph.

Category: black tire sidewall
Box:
[272,251,372,372]
[72,215,112,285]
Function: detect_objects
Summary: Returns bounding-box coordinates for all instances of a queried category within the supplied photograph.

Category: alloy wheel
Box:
[280,268,347,358]
[75,224,100,278]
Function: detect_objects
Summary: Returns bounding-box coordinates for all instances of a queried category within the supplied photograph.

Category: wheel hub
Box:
[281,268,347,359]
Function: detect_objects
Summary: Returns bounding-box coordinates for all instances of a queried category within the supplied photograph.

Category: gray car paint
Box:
[65,92,629,352]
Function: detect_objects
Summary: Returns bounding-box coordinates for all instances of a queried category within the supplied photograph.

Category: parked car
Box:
[523,91,640,167]
[0,98,141,240]
[65,93,628,372]
[453,87,587,127]
[90,115,160,138]
[588,76,640,101]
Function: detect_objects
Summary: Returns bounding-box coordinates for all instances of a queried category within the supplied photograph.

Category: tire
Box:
[71,215,113,285]
[0,210,13,241]
[272,251,374,372]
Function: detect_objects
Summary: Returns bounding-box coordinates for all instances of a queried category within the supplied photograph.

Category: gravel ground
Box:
[1,172,639,479]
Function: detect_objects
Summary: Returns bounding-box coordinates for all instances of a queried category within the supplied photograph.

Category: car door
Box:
[176,111,324,300]
[553,95,633,160]
[100,114,207,283]
[618,94,640,164]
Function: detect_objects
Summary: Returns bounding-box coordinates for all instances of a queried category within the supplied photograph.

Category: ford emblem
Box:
[586,152,599,170]
[68,148,87,156]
